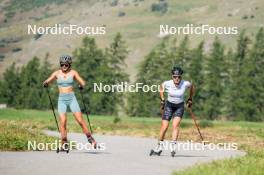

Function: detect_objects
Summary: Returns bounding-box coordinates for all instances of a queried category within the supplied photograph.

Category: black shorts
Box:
[162,101,184,121]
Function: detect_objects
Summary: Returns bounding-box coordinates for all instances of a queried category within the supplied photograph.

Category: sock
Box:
[86,132,91,138]
[62,137,67,143]
[154,140,164,152]
[170,140,177,152]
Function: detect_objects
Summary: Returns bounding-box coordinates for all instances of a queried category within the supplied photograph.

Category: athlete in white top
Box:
[150,66,194,157]
[162,79,192,104]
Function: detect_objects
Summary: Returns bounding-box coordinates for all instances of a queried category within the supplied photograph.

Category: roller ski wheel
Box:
[57,147,69,153]
[149,149,162,156]
[171,151,176,157]
[94,144,102,150]
[92,142,100,150]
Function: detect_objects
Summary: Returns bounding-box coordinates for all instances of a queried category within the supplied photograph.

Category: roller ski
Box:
[149,149,162,156]
[56,142,69,153]
[87,135,101,150]
[149,141,163,156]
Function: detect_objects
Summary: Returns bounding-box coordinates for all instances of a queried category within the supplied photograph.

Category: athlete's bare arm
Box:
[159,83,165,101]
[72,70,85,87]
[43,71,58,85]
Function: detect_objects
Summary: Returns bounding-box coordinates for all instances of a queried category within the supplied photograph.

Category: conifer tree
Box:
[203,37,225,119]
[0,63,21,107]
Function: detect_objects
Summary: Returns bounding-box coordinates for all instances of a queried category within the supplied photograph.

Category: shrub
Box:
[110,0,118,7]
[0,54,5,61]
[5,11,16,18]
[118,11,126,17]
[12,48,22,52]
[242,15,248,19]
[34,33,43,40]
[113,117,121,124]
[151,1,168,14]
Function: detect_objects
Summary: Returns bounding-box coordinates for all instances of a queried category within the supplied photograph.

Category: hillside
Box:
[0,0,263,80]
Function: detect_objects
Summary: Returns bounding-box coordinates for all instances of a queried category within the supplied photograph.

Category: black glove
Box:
[43,82,48,88]
[78,84,84,90]
[160,99,165,110]
[186,98,192,108]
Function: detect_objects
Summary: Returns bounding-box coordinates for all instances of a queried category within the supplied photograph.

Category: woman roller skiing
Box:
[150,66,194,157]
[43,55,98,151]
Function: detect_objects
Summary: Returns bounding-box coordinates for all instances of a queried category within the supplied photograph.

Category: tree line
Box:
[0,29,263,121]
[0,33,128,115]
[127,28,264,121]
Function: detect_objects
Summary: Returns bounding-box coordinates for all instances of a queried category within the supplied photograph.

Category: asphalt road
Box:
[0,131,245,175]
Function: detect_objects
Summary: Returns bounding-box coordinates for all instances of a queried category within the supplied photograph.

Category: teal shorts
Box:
[58,92,81,114]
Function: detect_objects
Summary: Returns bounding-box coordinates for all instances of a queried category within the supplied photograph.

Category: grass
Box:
[171,119,264,175]
[0,120,56,151]
[0,108,263,142]
[0,108,263,175]
[173,148,264,175]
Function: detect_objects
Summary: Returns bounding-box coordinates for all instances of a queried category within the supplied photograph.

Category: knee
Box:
[172,125,180,130]
[161,125,168,131]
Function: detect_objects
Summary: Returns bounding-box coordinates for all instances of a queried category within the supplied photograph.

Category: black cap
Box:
[171,66,183,75]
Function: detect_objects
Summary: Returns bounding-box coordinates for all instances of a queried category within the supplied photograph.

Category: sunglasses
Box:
[172,75,182,79]
[60,64,69,67]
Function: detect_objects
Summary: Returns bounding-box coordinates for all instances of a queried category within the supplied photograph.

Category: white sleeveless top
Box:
[162,80,191,104]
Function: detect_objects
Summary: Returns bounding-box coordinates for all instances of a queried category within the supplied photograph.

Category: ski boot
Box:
[170,141,177,157]
[150,141,163,156]
[87,135,100,150]
[57,139,69,153]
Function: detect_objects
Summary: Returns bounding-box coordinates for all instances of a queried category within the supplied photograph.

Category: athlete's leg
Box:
[171,117,182,141]
[73,112,92,136]
[151,120,169,153]
[71,95,97,147]
[154,102,172,153]
[58,98,68,144]
[59,113,67,143]
[170,103,184,156]
[171,102,184,141]
[159,120,169,141]
[159,101,173,141]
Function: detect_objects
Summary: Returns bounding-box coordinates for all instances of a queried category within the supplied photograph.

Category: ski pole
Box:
[187,107,204,141]
[46,87,60,133]
[79,88,93,134]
